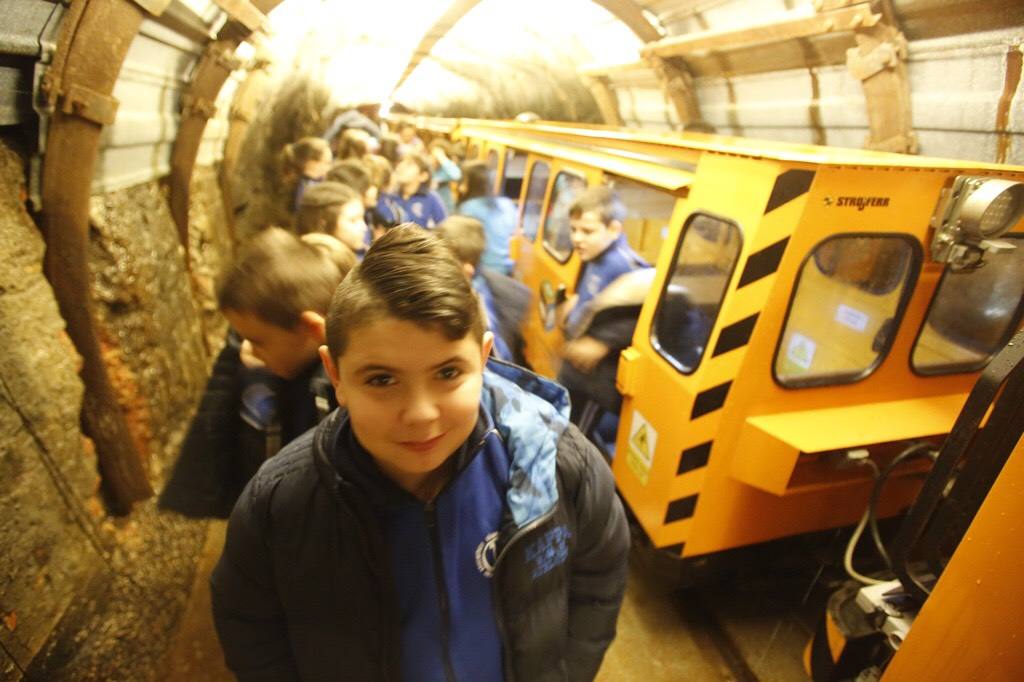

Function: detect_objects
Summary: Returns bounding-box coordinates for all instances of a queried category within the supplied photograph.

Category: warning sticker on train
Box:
[627,411,657,486]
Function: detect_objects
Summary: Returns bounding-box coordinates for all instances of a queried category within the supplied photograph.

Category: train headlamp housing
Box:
[930,176,1023,271]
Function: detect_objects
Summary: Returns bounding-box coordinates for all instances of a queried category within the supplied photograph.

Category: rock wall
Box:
[0,136,235,679]
[0,139,105,680]
[233,74,335,242]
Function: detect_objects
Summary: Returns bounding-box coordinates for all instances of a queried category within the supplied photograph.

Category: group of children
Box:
[161,118,651,679]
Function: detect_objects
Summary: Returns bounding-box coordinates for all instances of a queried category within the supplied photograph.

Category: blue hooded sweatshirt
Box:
[331,361,570,682]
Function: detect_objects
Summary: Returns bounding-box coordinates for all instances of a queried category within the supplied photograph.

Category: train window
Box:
[542,171,587,263]
[521,161,550,241]
[502,150,526,203]
[651,213,742,374]
[912,236,1024,375]
[607,175,677,264]
[775,235,919,388]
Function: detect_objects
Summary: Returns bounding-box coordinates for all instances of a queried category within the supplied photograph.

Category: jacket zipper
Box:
[425,500,457,682]
[490,507,558,682]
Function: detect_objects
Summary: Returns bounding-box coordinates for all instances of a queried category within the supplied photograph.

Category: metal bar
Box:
[39,0,153,509]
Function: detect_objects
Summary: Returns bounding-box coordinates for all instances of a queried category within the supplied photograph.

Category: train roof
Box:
[406,115,1024,177]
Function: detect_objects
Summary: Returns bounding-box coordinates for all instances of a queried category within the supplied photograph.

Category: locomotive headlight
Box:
[930,176,1023,269]
[958,178,1024,239]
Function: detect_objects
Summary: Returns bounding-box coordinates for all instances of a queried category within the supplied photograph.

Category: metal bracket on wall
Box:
[56,82,120,125]
[846,31,908,81]
[180,93,217,120]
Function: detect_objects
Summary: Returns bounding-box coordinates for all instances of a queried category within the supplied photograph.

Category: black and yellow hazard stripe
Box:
[657,166,817,556]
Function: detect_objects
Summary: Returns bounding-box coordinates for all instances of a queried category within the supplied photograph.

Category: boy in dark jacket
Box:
[557,186,649,428]
[159,229,353,518]
[211,225,630,681]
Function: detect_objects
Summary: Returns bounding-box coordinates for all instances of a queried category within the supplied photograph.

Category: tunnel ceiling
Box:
[260,0,646,118]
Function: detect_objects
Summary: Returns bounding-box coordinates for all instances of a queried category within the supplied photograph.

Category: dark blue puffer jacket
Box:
[211,361,630,681]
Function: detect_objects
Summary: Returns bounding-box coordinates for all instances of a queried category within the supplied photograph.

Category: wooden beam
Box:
[591,0,662,43]
[847,22,917,153]
[643,4,880,59]
[650,56,702,126]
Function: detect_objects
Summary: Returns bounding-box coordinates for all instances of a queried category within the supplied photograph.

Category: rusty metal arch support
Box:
[168,39,244,255]
[219,58,271,241]
[38,0,152,508]
[167,0,276,258]
[847,23,917,153]
[581,74,623,126]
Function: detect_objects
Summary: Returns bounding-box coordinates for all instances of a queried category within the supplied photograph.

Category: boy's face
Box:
[224,310,321,379]
[334,198,368,251]
[570,209,620,262]
[321,318,493,492]
[394,158,427,188]
[303,153,332,181]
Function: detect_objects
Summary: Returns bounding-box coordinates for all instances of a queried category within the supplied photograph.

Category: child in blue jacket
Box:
[558,186,649,430]
[211,225,629,681]
[378,153,448,228]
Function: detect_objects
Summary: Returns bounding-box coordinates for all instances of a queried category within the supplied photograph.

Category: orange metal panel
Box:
[883,437,1024,682]
[731,394,967,495]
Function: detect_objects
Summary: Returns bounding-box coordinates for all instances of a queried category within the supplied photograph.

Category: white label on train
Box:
[786,332,816,370]
[627,411,657,486]
[835,304,869,332]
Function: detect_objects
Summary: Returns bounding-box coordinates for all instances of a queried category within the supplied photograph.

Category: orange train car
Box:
[406,115,1024,560]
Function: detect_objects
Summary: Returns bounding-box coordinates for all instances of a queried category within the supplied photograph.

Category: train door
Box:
[512,156,550,276]
[614,211,745,546]
[518,163,599,376]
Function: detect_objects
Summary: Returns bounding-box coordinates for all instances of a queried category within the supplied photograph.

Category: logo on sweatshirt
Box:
[475,531,499,577]
[525,525,571,579]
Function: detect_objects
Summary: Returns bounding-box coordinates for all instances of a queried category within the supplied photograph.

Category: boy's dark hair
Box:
[569,185,626,225]
[438,216,485,268]
[460,160,494,202]
[327,160,372,195]
[364,154,392,190]
[427,138,453,156]
[379,135,400,163]
[279,137,329,181]
[295,181,360,235]
[336,129,369,160]
[218,227,354,328]
[325,224,484,361]
[403,153,432,179]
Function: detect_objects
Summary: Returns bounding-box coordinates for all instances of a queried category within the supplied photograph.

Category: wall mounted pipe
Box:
[38,0,152,509]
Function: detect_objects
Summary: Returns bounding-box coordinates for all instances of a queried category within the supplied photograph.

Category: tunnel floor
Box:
[159,521,842,680]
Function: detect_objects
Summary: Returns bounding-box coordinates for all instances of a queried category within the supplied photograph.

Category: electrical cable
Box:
[867,442,938,569]
[844,458,887,585]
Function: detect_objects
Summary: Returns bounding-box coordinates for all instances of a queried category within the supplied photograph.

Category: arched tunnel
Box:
[1,0,1023,679]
